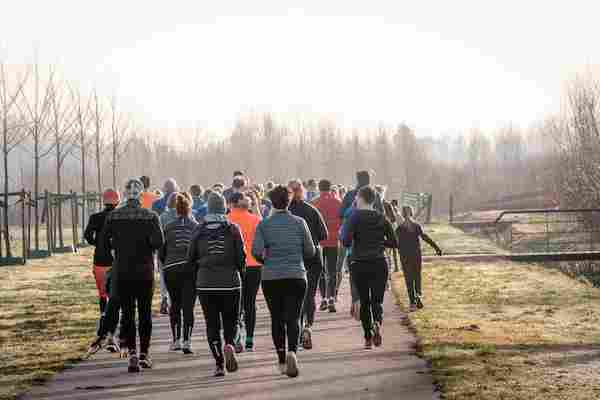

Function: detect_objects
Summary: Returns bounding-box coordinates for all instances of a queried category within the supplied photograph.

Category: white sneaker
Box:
[278,362,287,375]
[286,352,299,378]
[169,339,182,351]
[182,340,193,354]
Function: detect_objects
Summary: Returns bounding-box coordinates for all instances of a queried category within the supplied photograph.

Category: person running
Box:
[190,184,208,221]
[84,188,121,352]
[98,178,164,372]
[288,180,327,350]
[341,186,398,349]
[153,179,179,315]
[139,176,159,210]
[156,192,179,315]
[312,179,342,312]
[396,206,442,312]
[305,179,319,202]
[159,193,198,354]
[223,170,245,203]
[228,192,262,352]
[188,192,246,377]
[252,185,316,377]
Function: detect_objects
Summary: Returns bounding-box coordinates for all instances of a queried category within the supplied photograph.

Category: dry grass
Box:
[0,248,161,400]
[392,258,600,399]
[421,223,504,256]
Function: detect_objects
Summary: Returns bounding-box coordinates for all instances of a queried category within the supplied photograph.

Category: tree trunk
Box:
[80,131,86,241]
[2,117,10,257]
[56,139,64,249]
[34,135,40,251]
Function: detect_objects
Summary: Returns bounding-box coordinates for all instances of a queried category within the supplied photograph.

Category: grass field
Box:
[417,223,504,256]
[392,259,600,399]
[0,248,161,400]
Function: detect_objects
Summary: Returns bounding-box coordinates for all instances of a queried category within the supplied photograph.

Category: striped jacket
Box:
[159,216,198,272]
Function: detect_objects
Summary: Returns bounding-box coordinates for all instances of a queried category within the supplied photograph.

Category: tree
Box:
[70,86,93,229]
[0,62,29,257]
[91,90,104,196]
[108,97,133,188]
[21,62,55,251]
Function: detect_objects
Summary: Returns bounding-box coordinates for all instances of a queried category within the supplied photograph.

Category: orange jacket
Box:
[228,208,262,267]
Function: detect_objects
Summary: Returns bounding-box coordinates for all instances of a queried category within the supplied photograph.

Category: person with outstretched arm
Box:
[396,206,442,312]
[341,186,398,349]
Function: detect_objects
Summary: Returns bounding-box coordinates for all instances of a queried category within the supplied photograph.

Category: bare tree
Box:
[21,62,55,251]
[90,90,105,196]
[109,97,133,187]
[0,62,29,257]
[49,78,77,248]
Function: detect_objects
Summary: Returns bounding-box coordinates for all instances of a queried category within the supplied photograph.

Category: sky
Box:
[2,1,599,137]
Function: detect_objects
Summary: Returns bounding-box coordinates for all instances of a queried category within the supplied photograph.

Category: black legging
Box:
[350,259,388,339]
[164,268,196,342]
[323,247,338,299]
[117,278,154,354]
[262,279,307,362]
[198,291,240,365]
[242,268,262,340]
[400,255,422,305]
[302,260,323,328]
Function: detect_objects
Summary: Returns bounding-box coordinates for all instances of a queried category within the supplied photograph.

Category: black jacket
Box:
[84,207,114,266]
[341,209,398,262]
[289,199,328,265]
[188,216,246,293]
[159,216,198,272]
[340,188,384,219]
[98,200,164,282]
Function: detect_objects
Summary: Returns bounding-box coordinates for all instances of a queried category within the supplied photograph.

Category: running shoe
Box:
[234,336,245,354]
[160,298,169,315]
[214,365,225,377]
[128,353,141,373]
[364,337,373,350]
[373,322,383,347]
[139,354,152,369]
[278,362,287,375]
[84,336,105,359]
[245,338,254,352]
[224,344,239,373]
[328,299,337,313]
[319,300,328,311]
[302,327,313,350]
[285,352,299,378]
[416,297,424,309]
[182,340,193,354]
[170,339,182,351]
[105,335,120,353]
[119,347,129,359]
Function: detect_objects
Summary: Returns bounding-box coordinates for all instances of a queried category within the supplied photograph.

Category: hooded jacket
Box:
[341,209,398,263]
[188,214,246,293]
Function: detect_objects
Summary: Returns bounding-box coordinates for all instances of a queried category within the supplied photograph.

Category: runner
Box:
[159,192,198,354]
[305,179,318,202]
[188,192,246,377]
[228,192,262,352]
[139,176,159,210]
[288,180,327,350]
[98,178,164,372]
[396,205,442,312]
[341,186,398,349]
[84,188,121,352]
[153,179,179,315]
[225,177,246,207]
[223,170,245,203]
[190,184,208,221]
[312,179,342,312]
[157,192,179,315]
[252,185,315,377]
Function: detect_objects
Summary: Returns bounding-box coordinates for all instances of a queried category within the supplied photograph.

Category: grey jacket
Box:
[252,210,316,281]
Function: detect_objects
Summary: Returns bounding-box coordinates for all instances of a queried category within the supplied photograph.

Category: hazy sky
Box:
[2,1,599,136]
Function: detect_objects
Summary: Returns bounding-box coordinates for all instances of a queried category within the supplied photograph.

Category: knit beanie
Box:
[207,192,226,215]
[125,178,144,201]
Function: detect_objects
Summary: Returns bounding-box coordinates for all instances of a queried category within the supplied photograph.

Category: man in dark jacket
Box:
[98,178,164,373]
[340,170,384,218]
[288,180,328,350]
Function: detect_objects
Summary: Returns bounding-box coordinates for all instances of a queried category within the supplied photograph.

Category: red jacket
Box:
[312,192,342,248]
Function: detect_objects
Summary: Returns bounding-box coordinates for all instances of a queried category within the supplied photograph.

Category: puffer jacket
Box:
[188,214,246,293]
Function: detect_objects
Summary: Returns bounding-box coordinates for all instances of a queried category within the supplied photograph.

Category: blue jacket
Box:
[192,197,208,220]
[152,192,175,215]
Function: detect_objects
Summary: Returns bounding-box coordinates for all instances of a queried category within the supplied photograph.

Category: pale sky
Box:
[2,1,599,137]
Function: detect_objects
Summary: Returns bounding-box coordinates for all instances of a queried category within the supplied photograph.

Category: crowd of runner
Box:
[84,170,442,377]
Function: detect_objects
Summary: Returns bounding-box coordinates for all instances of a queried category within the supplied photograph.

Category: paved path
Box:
[25,277,436,400]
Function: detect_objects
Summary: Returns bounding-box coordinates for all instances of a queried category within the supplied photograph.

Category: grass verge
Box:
[392,258,600,399]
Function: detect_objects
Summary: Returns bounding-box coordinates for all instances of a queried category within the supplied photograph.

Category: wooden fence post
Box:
[21,189,27,265]
[449,195,454,224]
[70,191,77,250]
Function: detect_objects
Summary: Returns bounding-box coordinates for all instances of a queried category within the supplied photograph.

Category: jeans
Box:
[164,268,196,341]
[350,258,388,339]
[262,279,307,361]
[198,291,241,366]
[242,268,262,340]
[118,278,154,354]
